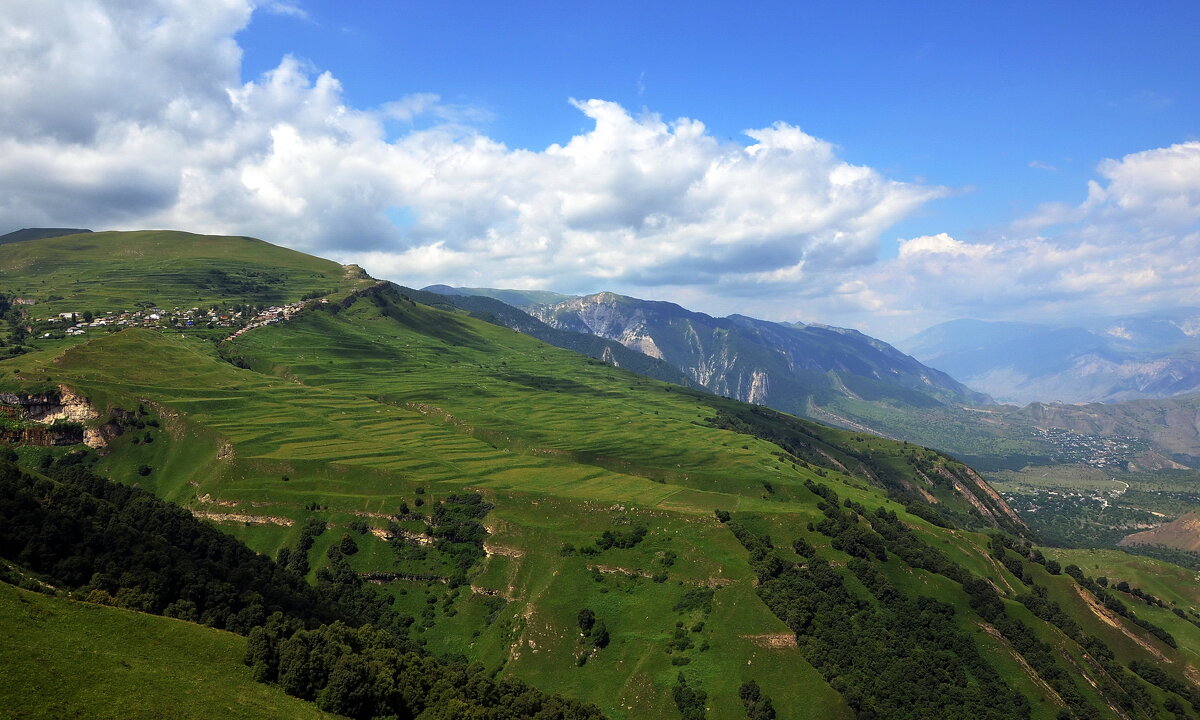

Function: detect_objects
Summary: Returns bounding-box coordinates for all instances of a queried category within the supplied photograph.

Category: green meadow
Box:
[0,230,370,316]
[0,582,335,720]
[4,231,1199,719]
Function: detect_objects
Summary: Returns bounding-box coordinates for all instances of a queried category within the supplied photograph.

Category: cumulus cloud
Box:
[0,0,943,300]
[3,0,1196,344]
[802,142,1200,339]
[897,233,993,260]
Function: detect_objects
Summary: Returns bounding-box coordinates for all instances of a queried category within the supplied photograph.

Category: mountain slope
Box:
[0,229,373,315]
[3,231,1200,719]
[903,315,1200,404]
[0,227,92,245]
[0,581,335,720]
[1008,393,1200,464]
[402,285,698,388]
[519,291,991,435]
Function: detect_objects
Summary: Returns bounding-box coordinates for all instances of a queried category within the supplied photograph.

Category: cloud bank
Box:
[1,0,1197,341]
[831,142,1200,336]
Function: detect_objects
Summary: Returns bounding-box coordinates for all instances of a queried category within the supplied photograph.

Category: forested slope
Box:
[2,231,1199,719]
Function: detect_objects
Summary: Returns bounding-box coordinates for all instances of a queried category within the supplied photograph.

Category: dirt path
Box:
[1073,586,1169,661]
[978,622,1066,708]
[741,633,797,649]
[191,510,294,526]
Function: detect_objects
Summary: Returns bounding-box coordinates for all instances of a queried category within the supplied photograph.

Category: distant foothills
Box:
[6,226,1200,720]
[422,284,1200,471]
[3,226,1199,470]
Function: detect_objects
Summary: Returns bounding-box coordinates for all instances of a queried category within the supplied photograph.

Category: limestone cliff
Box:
[0,386,119,448]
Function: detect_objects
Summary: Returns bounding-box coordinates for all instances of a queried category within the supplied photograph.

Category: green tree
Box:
[578,608,596,634]
[591,619,609,649]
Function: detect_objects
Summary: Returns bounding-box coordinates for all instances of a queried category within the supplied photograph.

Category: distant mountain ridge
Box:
[421,284,577,308]
[0,227,92,245]
[902,314,1200,404]
[403,286,698,388]
[425,286,991,440]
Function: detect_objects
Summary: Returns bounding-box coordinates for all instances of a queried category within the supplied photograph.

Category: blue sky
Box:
[239,1,1199,254]
[2,0,1199,341]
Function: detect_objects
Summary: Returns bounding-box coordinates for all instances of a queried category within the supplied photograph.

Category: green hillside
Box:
[3,231,1200,719]
[0,581,336,720]
[0,229,372,316]
[400,284,700,388]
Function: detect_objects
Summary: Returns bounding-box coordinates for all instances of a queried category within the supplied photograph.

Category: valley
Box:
[2,231,1200,719]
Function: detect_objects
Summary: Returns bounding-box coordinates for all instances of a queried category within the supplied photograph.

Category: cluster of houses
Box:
[39,297,326,339]
[225,298,327,340]
[1030,426,1142,469]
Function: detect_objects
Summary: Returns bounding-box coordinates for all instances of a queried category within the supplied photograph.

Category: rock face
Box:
[401,285,698,388]
[0,387,99,424]
[527,292,987,417]
[0,386,111,448]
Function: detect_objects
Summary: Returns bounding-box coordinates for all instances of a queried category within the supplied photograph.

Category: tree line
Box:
[724,479,1185,720]
[0,454,605,719]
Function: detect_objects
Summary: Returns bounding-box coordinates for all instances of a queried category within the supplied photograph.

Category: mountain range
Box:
[423,286,990,438]
[421,286,1200,468]
[901,314,1200,405]
[5,230,1200,719]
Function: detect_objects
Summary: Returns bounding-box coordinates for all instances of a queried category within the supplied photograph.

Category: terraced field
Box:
[4,231,1200,720]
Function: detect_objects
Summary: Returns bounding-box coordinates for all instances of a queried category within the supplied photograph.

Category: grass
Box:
[0,230,370,318]
[4,311,860,716]
[0,583,335,720]
[986,465,1128,494]
[5,232,1200,719]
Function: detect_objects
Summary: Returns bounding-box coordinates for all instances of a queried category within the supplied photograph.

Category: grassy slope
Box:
[0,229,371,315]
[3,232,1199,719]
[10,323,851,718]
[0,582,335,720]
[2,293,1182,719]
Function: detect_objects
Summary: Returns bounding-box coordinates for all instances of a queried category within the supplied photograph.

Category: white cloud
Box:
[897,233,992,259]
[0,0,943,302]
[805,142,1200,339]
[3,0,1196,345]
[260,1,309,20]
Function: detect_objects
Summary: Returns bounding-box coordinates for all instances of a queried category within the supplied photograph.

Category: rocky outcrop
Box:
[0,387,99,424]
[932,464,1028,531]
[533,292,666,359]
[961,466,1028,530]
[0,424,84,446]
[191,510,295,527]
[0,386,121,448]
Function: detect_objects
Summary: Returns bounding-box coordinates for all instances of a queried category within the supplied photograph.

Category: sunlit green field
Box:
[5,231,1200,719]
[0,582,335,720]
[0,230,371,317]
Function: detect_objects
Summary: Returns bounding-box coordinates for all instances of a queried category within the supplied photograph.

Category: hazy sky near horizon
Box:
[1,0,1198,341]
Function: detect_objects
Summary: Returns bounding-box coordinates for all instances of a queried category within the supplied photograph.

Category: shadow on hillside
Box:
[498,371,610,397]
[376,292,490,350]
